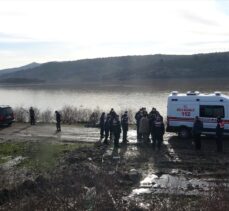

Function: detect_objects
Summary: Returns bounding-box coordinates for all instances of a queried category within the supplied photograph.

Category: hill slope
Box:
[1,52,229,83]
[0,62,41,76]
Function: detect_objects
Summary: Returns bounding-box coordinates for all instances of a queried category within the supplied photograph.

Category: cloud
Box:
[181,11,220,27]
[0,32,34,42]
[1,0,229,68]
[184,40,229,46]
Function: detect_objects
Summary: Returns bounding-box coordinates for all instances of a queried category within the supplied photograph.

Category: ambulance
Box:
[166,91,229,138]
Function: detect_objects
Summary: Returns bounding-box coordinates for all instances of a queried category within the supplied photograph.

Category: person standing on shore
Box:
[104,114,111,144]
[192,116,203,150]
[152,115,165,150]
[216,117,224,152]
[121,111,129,143]
[109,108,117,140]
[139,111,149,143]
[99,112,105,139]
[149,107,158,144]
[55,111,61,132]
[135,108,143,141]
[109,108,117,120]
[112,115,121,148]
[29,107,35,125]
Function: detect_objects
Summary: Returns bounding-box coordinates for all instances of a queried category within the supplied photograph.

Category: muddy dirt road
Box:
[1,123,229,210]
[0,123,100,143]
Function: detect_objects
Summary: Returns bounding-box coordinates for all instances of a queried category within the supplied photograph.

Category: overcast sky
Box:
[1,0,229,69]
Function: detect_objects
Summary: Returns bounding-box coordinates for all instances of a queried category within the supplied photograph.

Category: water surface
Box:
[1,79,228,115]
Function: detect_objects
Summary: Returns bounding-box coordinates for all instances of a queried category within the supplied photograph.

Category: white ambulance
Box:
[166,91,229,138]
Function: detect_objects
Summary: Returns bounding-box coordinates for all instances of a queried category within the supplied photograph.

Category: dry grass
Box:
[13,106,137,124]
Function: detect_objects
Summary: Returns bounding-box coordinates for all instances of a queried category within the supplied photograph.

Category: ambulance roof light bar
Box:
[186,91,200,96]
[171,91,178,96]
[214,91,221,96]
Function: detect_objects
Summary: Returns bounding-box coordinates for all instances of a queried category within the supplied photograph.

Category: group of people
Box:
[135,107,165,149]
[192,116,224,152]
[99,107,165,149]
[99,108,127,148]
[29,106,225,152]
[29,107,62,132]
[100,108,225,153]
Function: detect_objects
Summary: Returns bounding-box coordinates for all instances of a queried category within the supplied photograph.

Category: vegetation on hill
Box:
[0,62,40,76]
[1,52,229,83]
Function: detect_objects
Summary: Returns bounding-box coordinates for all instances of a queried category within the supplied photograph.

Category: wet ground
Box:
[0,123,99,143]
[0,123,229,210]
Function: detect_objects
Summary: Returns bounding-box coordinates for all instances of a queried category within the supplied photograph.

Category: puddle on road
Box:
[102,145,141,161]
[127,130,137,143]
[130,173,212,197]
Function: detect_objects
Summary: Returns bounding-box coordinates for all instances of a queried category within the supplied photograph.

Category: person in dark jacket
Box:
[149,107,158,144]
[29,107,35,125]
[152,115,165,150]
[112,115,121,147]
[109,108,117,140]
[121,111,129,143]
[216,117,224,152]
[55,111,61,132]
[89,112,98,127]
[135,108,143,140]
[109,108,117,119]
[139,111,150,143]
[99,112,105,139]
[192,116,203,150]
[103,114,111,144]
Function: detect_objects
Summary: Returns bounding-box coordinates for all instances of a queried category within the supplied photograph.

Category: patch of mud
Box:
[1,123,229,210]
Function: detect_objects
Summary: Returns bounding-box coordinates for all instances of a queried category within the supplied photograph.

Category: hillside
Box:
[0,62,41,76]
[1,52,229,83]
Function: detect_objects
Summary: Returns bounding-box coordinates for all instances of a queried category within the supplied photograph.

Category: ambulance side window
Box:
[199,105,224,118]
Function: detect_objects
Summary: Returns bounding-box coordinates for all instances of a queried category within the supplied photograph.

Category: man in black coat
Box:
[135,108,143,140]
[29,107,35,125]
[149,107,158,144]
[109,108,117,119]
[99,112,105,139]
[109,108,117,140]
[55,111,61,132]
[121,111,129,143]
[192,116,203,150]
[112,115,121,148]
[152,115,165,150]
[104,114,111,144]
[216,117,224,152]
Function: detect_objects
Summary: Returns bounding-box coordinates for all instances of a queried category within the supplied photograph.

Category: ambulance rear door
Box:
[199,104,225,133]
[168,101,198,128]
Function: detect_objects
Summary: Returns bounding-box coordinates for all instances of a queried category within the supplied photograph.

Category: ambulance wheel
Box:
[178,127,190,139]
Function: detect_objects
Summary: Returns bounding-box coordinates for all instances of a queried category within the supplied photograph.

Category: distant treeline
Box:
[1,52,229,83]
[0,78,44,84]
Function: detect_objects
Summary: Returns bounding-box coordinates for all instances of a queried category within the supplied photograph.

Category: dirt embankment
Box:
[0,123,229,210]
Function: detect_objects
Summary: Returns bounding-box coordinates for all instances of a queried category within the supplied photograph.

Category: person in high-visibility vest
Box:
[216,117,224,152]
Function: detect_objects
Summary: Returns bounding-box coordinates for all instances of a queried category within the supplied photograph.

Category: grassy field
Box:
[0,141,92,172]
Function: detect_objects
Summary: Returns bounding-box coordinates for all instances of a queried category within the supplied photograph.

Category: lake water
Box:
[1,79,229,116]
